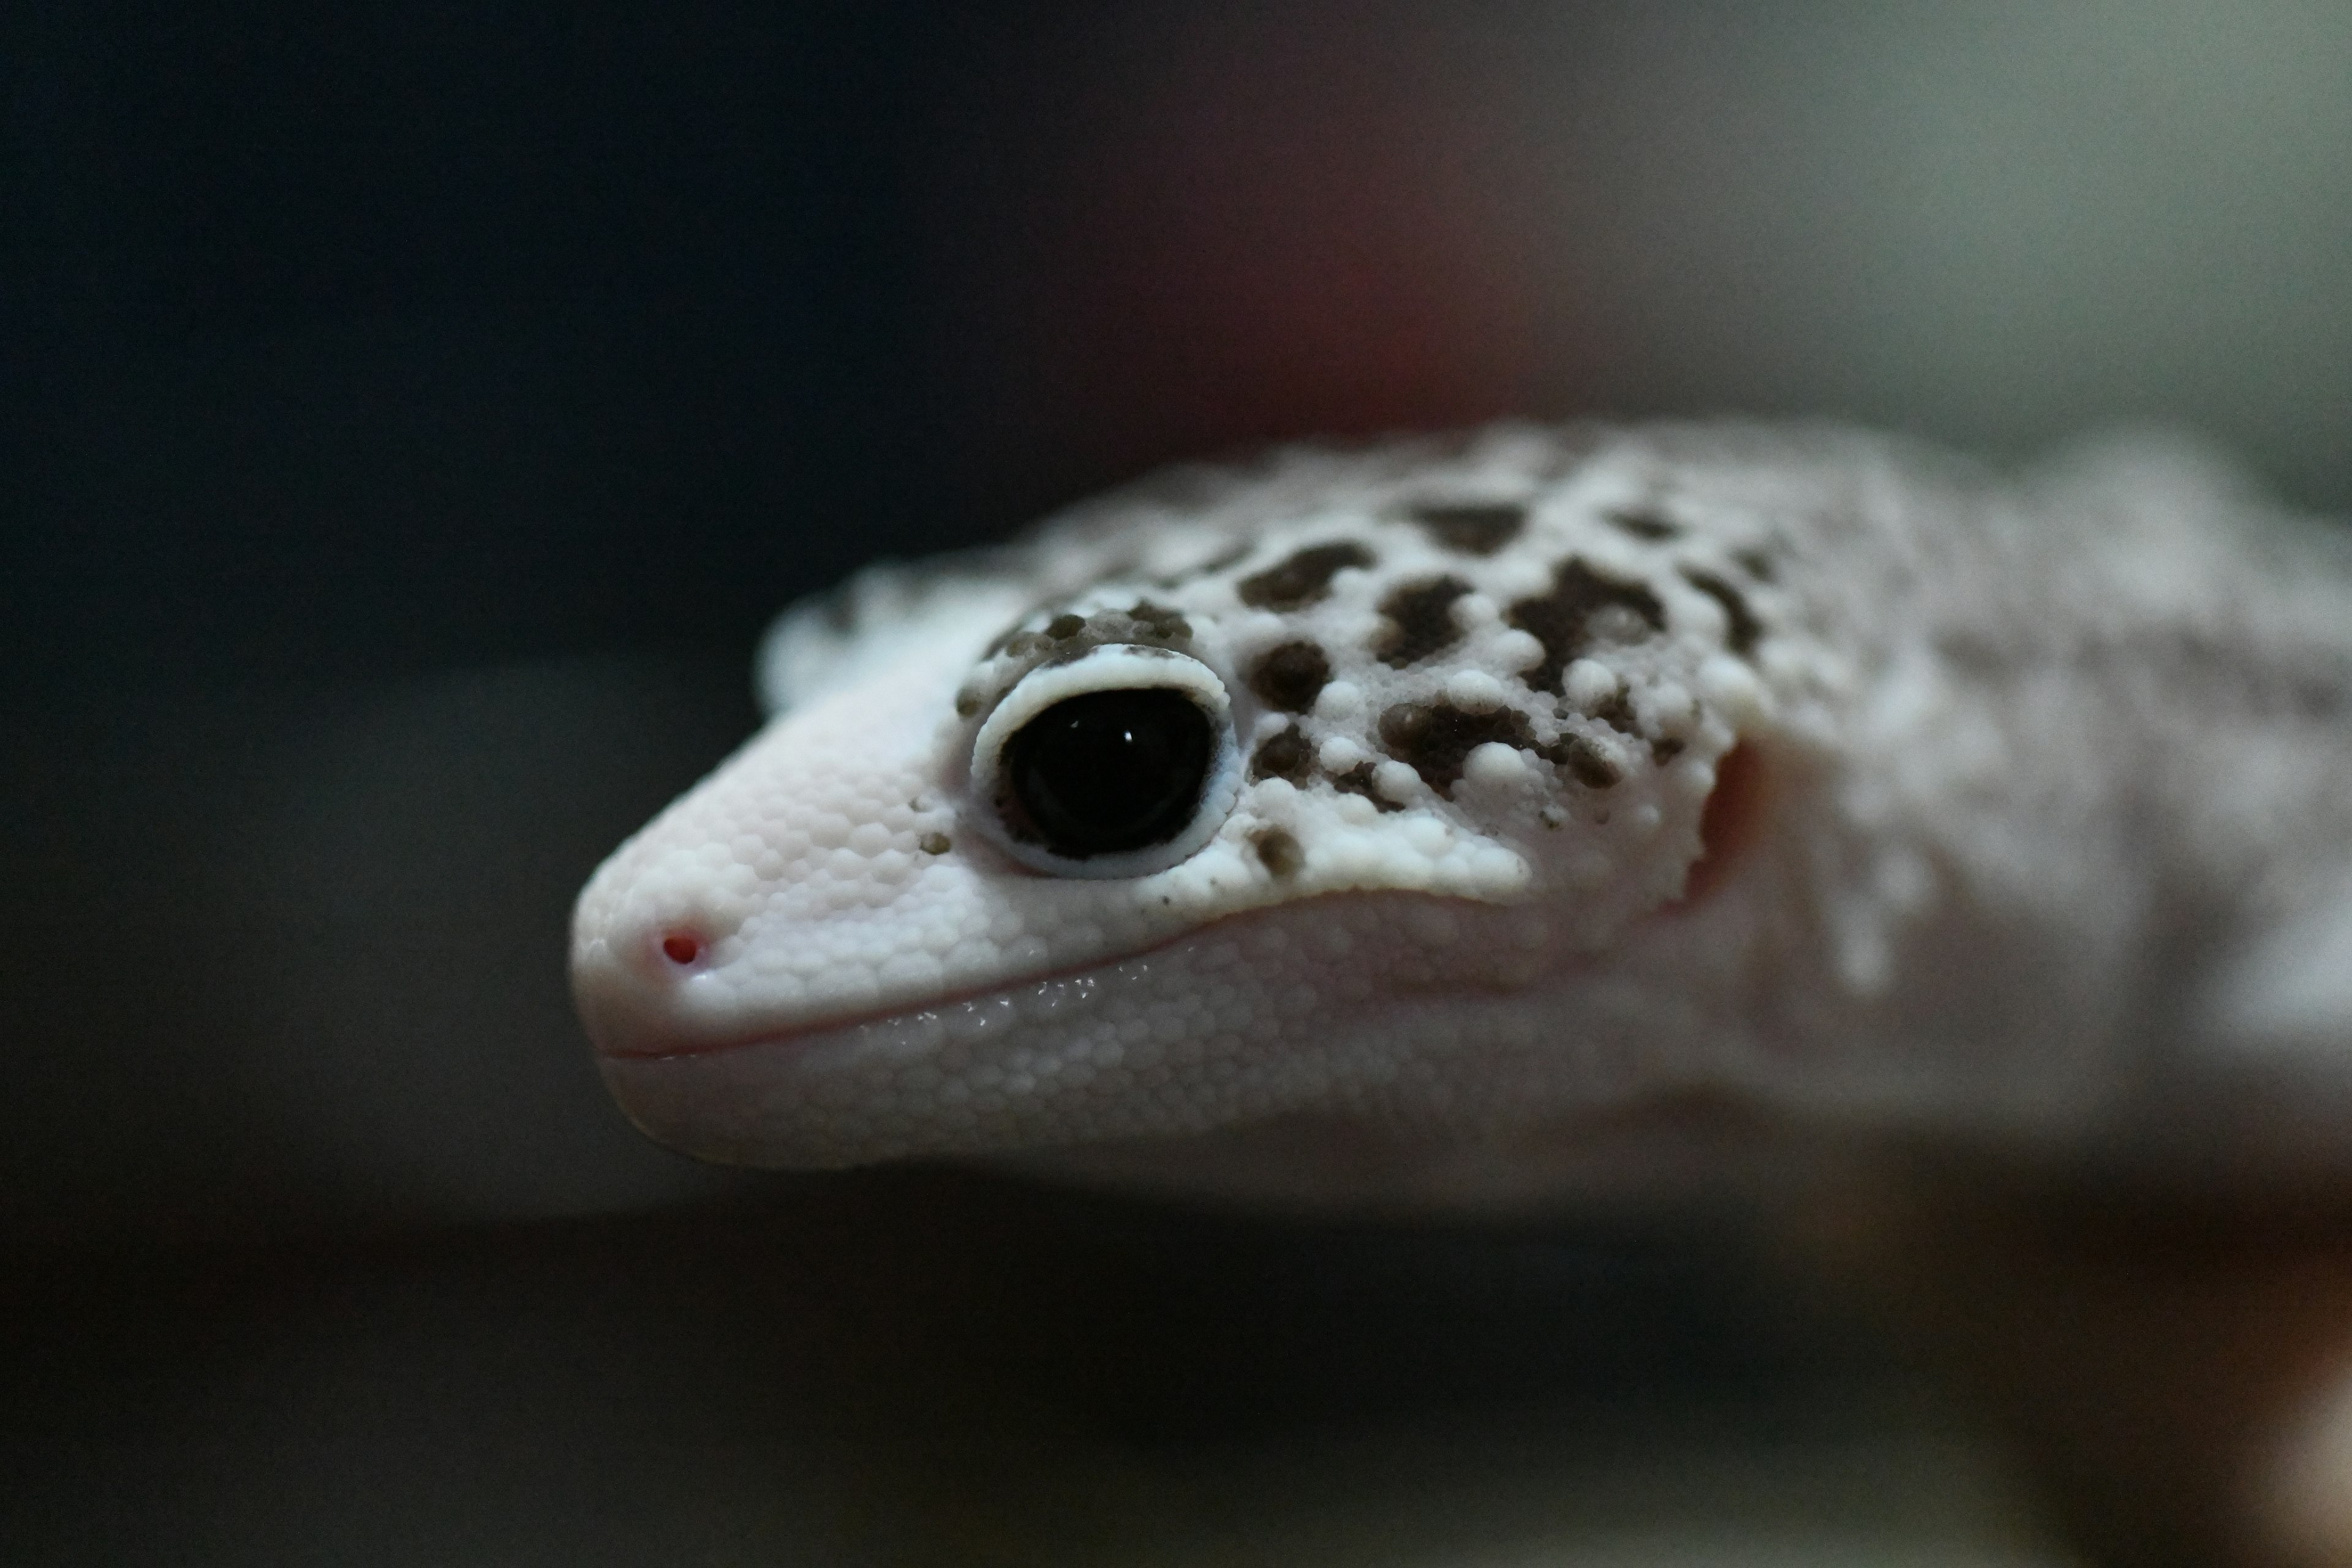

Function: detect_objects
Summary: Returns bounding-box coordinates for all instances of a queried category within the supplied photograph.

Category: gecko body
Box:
[571,424,2352,1204]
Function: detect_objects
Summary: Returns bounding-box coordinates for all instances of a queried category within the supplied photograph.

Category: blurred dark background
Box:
[4,2,2348,1561]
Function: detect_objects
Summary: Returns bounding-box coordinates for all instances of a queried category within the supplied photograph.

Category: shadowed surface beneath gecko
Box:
[0,1170,2060,1567]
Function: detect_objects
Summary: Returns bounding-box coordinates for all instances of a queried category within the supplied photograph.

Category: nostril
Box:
[660,932,703,967]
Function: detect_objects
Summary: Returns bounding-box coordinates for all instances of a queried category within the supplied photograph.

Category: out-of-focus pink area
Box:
[926,7,1566,469]
[919,2,2352,502]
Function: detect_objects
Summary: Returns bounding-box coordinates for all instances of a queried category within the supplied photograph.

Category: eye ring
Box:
[968,644,1240,878]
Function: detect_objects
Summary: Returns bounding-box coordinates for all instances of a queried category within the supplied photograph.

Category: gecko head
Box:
[571,429,1787,1169]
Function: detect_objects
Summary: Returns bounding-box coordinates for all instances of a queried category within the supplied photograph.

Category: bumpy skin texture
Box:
[571,423,2352,1202]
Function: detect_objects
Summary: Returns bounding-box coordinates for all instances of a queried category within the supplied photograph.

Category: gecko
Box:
[570,421,2352,1207]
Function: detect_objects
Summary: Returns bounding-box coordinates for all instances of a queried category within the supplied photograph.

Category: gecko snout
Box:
[567,844,769,1058]
[570,911,739,1060]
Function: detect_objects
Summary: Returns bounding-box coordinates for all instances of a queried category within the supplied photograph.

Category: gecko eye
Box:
[1005,688,1213,857]
[969,644,1240,877]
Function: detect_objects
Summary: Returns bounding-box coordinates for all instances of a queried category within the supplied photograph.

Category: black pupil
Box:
[1003,688,1214,859]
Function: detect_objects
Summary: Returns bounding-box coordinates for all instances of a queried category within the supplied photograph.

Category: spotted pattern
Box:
[1411,500,1526,556]
[1681,567,1763,658]
[1377,702,1621,796]
[1236,541,1376,610]
[1248,826,1305,876]
[1507,560,1669,694]
[1125,600,1194,643]
[1247,641,1332,713]
[1328,761,1407,813]
[960,601,1205,720]
[923,425,1784,935]
[1373,576,1472,668]
[1591,690,1642,736]
[1605,507,1683,542]
[1250,723,1314,783]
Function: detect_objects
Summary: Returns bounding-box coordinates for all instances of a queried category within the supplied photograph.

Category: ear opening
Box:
[1680,741,1768,905]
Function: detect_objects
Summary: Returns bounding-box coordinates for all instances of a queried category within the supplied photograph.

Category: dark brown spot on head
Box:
[1553,734,1621,790]
[1379,701,1624,795]
[955,687,984,718]
[1605,507,1683,542]
[1043,640,1184,671]
[1044,612,1086,641]
[1250,827,1304,877]
[918,832,952,855]
[1411,501,1526,556]
[1248,641,1332,713]
[1327,762,1406,813]
[1250,723,1314,783]
[1506,559,1668,693]
[1126,600,1193,643]
[1591,691,1640,736]
[1000,630,1052,662]
[1236,541,1375,610]
[1651,736,1686,764]
[1372,576,1472,668]
[1378,703,1537,795]
[1680,568,1763,658]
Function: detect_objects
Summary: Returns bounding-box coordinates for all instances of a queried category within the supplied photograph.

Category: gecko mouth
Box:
[576,889,1435,1066]
[584,879,1753,1175]
[579,924,1203,1064]
[586,889,1583,1171]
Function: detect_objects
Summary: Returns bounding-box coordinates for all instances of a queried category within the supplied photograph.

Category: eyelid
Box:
[966,644,1242,880]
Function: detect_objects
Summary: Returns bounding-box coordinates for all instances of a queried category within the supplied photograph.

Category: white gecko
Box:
[570,423,2352,1206]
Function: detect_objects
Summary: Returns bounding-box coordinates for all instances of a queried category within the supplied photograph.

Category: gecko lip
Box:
[575,887,1582,1068]
[587,889,1628,1173]
[580,932,1193,1065]
[576,891,1370,1065]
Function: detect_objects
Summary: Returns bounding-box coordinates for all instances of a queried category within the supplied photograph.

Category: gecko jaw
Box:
[576,919,1199,1065]
[583,889,1621,1170]
[576,886,1590,1066]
